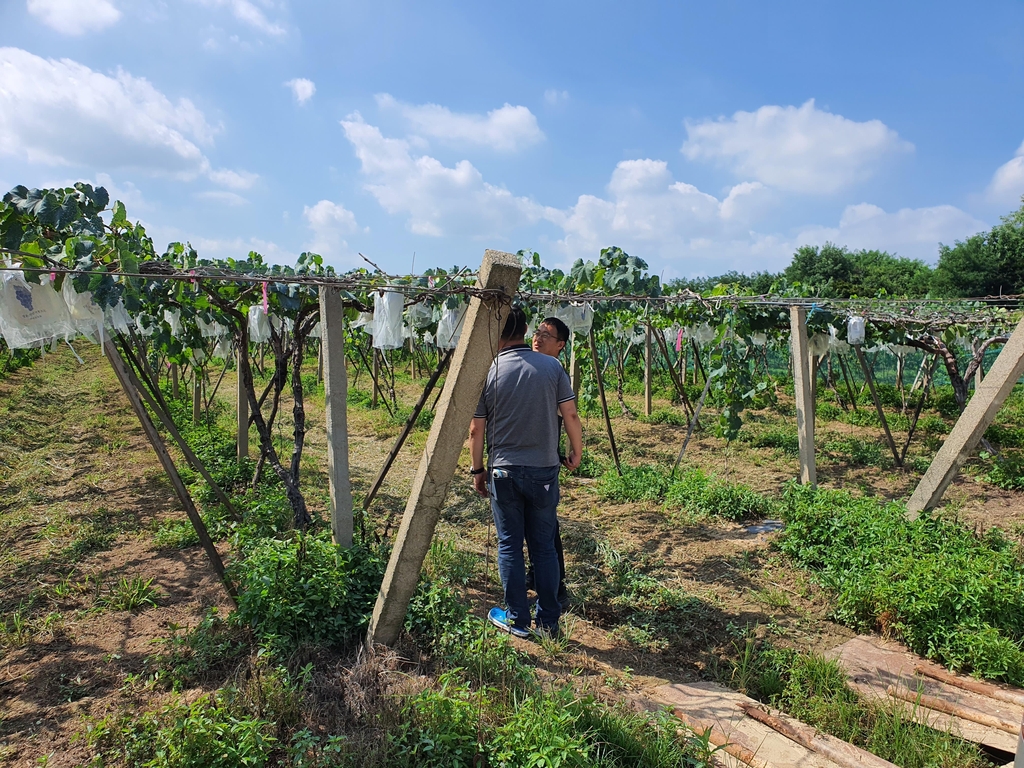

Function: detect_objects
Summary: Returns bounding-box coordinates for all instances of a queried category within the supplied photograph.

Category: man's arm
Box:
[557,400,583,471]
[469,417,488,496]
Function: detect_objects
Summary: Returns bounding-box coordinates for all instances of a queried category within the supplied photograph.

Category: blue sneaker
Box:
[487,607,531,639]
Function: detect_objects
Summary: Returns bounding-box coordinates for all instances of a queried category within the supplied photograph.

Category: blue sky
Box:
[2,0,1023,279]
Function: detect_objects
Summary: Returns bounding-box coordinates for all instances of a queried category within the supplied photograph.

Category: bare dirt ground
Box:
[1,346,1022,766]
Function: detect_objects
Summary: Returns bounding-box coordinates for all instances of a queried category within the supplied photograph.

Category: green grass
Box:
[779,484,1024,685]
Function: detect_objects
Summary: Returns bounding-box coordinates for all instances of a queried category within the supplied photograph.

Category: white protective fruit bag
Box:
[0,271,73,349]
[436,304,467,349]
[61,277,104,341]
[373,291,405,349]
[248,305,271,342]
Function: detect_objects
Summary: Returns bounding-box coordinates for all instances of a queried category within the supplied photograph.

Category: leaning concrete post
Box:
[366,250,521,648]
[1015,711,1023,768]
[236,347,249,461]
[569,339,581,397]
[320,286,354,547]
[907,315,1024,519]
[193,371,202,426]
[791,307,816,487]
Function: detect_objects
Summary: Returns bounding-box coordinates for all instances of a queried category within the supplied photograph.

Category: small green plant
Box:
[664,467,775,521]
[97,577,159,612]
[638,407,688,426]
[599,465,672,502]
[741,425,799,456]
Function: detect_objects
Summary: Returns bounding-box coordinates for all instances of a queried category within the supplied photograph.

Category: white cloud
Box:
[191,0,286,36]
[375,94,544,152]
[341,113,551,237]
[285,78,315,105]
[549,159,785,271]
[197,190,248,206]
[796,203,987,261]
[544,89,569,105]
[208,167,259,189]
[191,235,294,264]
[303,200,360,263]
[987,140,1024,207]
[27,0,121,35]
[682,99,913,194]
[0,48,253,190]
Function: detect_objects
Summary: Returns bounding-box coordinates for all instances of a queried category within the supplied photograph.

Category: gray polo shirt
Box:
[474,344,575,468]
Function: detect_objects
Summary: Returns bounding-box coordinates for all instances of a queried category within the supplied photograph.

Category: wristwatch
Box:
[469,467,485,475]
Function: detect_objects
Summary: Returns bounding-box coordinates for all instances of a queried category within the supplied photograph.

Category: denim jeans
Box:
[489,464,561,630]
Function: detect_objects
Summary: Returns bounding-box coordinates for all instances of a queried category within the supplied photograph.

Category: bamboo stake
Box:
[886,685,1019,734]
[670,709,770,768]
[589,328,621,475]
[913,665,1024,708]
[900,356,937,465]
[739,704,898,768]
[104,340,237,604]
[671,357,717,477]
[837,353,859,411]
[644,323,652,417]
[855,346,903,468]
[362,350,453,512]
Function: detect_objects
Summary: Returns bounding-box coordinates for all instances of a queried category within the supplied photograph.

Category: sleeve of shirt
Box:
[555,366,575,404]
[474,372,492,419]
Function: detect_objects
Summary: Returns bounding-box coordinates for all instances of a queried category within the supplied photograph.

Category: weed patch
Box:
[665,467,775,522]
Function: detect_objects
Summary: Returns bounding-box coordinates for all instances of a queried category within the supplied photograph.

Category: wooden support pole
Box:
[371,348,380,409]
[790,307,816,487]
[644,324,653,417]
[589,328,622,475]
[192,370,202,426]
[366,250,521,648]
[886,685,1019,735]
[104,340,236,604]
[855,346,903,468]
[170,363,179,399]
[363,349,453,513]
[320,287,354,548]
[653,329,695,418]
[236,347,249,461]
[569,338,581,397]
[907,315,1024,518]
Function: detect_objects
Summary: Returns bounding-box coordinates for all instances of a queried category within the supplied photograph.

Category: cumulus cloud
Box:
[796,203,987,261]
[544,89,569,105]
[191,0,286,35]
[375,94,544,152]
[549,159,784,269]
[27,0,121,35]
[0,48,253,188]
[682,99,913,194]
[303,199,361,264]
[341,113,551,237]
[987,140,1024,207]
[285,78,315,105]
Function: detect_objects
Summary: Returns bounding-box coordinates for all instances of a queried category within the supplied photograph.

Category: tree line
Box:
[671,199,1024,299]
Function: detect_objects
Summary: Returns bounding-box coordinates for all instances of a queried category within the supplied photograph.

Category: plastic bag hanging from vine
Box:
[436,303,468,349]
[372,290,404,349]
[0,271,73,349]
[248,304,271,343]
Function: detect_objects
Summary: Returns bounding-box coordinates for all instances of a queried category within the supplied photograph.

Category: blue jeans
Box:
[489,464,562,630]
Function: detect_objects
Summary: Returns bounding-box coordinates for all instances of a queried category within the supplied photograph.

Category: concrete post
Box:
[170,363,179,400]
[791,307,816,487]
[236,347,249,461]
[907,315,1024,519]
[366,250,522,648]
[192,370,202,426]
[320,287,354,547]
[644,324,653,417]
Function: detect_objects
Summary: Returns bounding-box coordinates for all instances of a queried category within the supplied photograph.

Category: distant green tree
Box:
[933,200,1024,298]
[847,249,932,297]
[784,243,854,296]
[668,270,780,295]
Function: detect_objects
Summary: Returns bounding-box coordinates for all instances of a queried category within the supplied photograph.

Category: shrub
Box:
[638,408,688,427]
[778,484,1024,684]
[233,533,384,650]
[598,465,672,502]
[743,425,799,456]
[665,467,775,521]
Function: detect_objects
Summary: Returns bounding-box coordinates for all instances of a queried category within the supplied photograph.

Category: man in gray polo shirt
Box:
[470,307,582,639]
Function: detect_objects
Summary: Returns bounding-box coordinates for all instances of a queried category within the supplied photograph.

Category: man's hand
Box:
[473,472,489,497]
[563,451,581,471]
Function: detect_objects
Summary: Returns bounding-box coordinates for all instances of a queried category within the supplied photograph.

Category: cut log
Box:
[886,684,1019,735]
[913,664,1024,708]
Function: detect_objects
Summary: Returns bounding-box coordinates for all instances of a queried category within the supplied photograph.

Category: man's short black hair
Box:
[501,306,528,340]
[541,316,570,343]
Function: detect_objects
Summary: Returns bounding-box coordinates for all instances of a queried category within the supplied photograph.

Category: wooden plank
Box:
[790,307,816,487]
[825,635,1021,752]
[365,250,522,648]
[907,314,1024,517]
[651,681,842,768]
